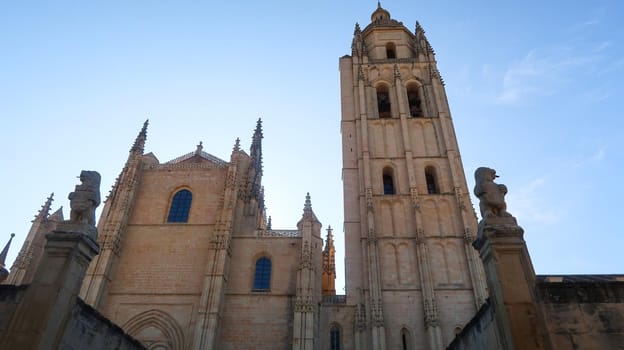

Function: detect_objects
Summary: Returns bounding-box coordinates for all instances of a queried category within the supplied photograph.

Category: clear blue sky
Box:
[2,1,623,291]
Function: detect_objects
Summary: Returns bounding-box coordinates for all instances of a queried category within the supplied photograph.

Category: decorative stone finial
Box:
[0,233,14,283]
[131,119,149,153]
[304,192,312,211]
[196,141,203,154]
[474,167,513,221]
[371,1,391,22]
[68,170,101,226]
[0,233,15,268]
[233,138,241,151]
[255,118,263,135]
[34,192,54,222]
[415,21,424,33]
[267,216,272,230]
[250,119,264,176]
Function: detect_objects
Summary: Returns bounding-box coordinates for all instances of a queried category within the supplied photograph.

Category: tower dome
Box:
[371,1,391,22]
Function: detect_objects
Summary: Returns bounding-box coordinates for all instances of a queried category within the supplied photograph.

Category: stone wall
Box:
[0,285,26,336]
[0,285,144,350]
[320,299,354,350]
[537,275,624,349]
[58,298,145,350]
[446,301,500,350]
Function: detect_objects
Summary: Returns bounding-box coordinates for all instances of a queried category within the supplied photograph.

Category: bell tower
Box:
[340,4,487,349]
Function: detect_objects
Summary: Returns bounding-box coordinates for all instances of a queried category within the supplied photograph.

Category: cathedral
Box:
[1,4,623,350]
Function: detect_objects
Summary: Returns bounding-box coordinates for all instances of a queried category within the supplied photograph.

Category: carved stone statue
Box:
[68,170,101,226]
[473,167,511,219]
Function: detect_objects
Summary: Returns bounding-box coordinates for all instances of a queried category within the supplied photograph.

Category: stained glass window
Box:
[167,189,192,223]
[253,257,271,290]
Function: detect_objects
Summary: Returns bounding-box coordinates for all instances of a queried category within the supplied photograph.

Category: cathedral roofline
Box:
[164,148,229,166]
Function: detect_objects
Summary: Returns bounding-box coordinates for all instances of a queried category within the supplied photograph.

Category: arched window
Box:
[425,167,439,194]
[253,257,271,290]
[401,328,411,350]
[386,42,396,59]
[383,167,395,195]
[330,324,341,350]
[167,189,192,223]
[406,83,423,117]
[377,85,392,118]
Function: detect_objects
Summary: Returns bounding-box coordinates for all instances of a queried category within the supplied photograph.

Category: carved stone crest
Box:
[68,170,101,226]
[473,167,511,220]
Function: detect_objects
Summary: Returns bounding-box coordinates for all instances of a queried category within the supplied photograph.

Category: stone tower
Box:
[339,4,487,349]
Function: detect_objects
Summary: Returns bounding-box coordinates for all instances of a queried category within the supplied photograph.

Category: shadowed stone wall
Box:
[537,275,624,349]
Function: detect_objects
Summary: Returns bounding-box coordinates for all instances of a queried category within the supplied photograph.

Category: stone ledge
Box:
[537,279,624,303]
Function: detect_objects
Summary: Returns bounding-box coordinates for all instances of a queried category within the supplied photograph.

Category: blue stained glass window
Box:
[167,189,192,223]
[253,257,271,290]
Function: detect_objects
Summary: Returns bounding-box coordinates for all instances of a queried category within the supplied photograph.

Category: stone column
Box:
[473,218,549,350]
[1,223,99,350]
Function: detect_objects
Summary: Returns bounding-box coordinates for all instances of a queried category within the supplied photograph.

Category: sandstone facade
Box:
[4,4,623,350]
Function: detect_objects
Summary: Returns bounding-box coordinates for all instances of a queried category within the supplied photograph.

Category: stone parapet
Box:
[1,223,100,350]
[474,220,550,350]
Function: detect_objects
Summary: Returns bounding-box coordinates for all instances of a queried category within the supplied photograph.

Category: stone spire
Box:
[414,21,435,58]
[246,119,264,203]
[300,192,320,224]
[322,226,336,296]
[250,118,263,176]
[33,193,54,223]
[108,120,149,204]
[324,225,334,253]
[293,192,322,349]
[304,192,312,211]
[130,119,149,153]
[0,233,15,283]
[233,138,240,152]
[351,22,367,58]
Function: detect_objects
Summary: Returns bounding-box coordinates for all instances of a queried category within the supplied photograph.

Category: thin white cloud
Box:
[582,88,612,103]
[505,177,562,225]
[597,56,624,75]
[572,146,606,168]
[496,49,599,104]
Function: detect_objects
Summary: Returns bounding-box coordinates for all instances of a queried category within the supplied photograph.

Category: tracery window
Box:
[253,257,272,290]
[167,189,192,223]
